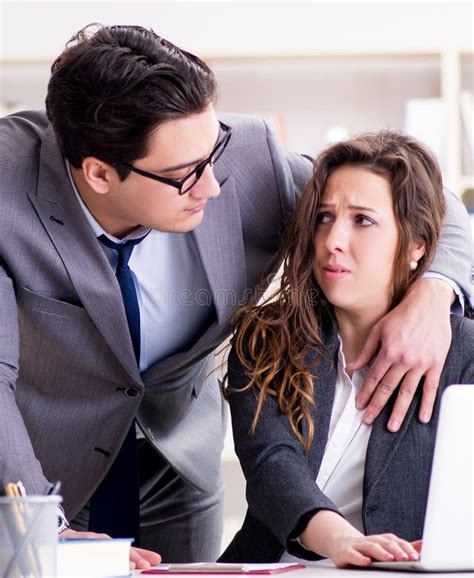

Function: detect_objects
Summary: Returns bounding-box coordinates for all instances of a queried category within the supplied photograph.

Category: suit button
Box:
[366,505,378,516]
[125,387,140,398]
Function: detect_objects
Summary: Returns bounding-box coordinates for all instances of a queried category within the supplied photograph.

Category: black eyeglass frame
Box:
[118,121,232,195]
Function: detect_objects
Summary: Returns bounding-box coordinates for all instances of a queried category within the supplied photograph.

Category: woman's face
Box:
[313,165,400,319]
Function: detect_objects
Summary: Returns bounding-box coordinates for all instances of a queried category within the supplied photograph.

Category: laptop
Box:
[372,384,474,572]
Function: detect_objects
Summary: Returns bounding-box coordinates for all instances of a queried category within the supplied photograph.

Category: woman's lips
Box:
[322,265,351,281]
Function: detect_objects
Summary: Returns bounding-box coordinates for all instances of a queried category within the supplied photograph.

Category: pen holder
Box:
[0,495,61,578]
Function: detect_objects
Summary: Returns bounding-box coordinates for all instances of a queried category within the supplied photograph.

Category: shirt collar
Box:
[336,334,369,386]
[65,159,150,243]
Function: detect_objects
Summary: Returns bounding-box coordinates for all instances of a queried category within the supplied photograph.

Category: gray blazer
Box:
[0,111,309,519]
[0,110,472,521]
[220,315,474,563]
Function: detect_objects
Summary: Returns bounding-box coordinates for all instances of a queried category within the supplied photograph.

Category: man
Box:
[0,24,472,568]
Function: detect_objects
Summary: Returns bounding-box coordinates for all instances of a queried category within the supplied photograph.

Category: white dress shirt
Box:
[280,337,372,562]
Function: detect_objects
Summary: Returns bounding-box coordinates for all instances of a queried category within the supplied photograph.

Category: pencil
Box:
[3,482,41,578]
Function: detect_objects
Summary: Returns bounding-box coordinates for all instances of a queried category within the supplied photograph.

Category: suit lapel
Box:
[307,325,340,471]
[142,176,247,384]
[29,127,141,384]
[364,390,420,500]
[193,176,247,325]
[305,316,420,505]
[30,128,247,385]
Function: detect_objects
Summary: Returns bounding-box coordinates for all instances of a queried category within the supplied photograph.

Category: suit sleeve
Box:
[459,317,474,383]
[261,119,312,227]
[226,345,339,549]
[0,263,50,493]
[427,188,473,306]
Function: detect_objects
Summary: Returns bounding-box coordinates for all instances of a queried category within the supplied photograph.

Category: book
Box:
[142,562,305,575]
[57,538,132,577]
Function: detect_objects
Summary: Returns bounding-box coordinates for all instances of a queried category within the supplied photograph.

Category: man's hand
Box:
[348,278,453,432]
[59,528,162,570]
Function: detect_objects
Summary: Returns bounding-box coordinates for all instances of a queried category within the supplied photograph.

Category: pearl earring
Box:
[409,260,418,271]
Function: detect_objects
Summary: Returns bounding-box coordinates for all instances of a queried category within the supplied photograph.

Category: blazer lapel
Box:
[307,323,340,472]
[142,176,247,385]
[28,127,141,384]
[364,389,420,500]
[193,176,247,325]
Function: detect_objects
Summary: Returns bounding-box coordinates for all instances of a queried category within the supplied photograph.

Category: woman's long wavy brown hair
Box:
[226,130,446,453]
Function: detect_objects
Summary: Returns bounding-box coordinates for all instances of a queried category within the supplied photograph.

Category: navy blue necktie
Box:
[88,233,149,543]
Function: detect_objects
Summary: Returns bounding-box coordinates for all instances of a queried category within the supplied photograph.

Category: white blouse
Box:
[280,337,373,562]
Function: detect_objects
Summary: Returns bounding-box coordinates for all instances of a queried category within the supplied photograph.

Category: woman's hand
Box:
[59,528,162,570]
[328,533,420,568]
[299,510,419,568]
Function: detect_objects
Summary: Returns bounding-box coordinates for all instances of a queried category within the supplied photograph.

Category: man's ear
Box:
[81,157,119,195]
[409,239,426,265]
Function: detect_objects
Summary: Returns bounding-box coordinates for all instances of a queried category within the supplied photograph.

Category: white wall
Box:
[1,0,472,60]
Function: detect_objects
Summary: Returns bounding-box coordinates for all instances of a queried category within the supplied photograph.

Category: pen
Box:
[3,482,42,578]
[16,480,27,498]
[47,480,62,496]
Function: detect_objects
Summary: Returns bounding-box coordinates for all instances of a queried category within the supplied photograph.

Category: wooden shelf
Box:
[1,50,473,200]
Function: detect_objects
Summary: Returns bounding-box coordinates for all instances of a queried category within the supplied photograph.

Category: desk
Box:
[131,565,474,577]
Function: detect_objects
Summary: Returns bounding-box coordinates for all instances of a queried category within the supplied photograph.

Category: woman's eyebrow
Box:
[320,202,380,214]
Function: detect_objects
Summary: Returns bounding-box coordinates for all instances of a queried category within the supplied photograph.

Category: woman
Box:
[220,131,474,568]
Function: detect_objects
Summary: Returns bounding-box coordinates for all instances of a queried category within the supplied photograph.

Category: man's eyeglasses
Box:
[118,121,232,195]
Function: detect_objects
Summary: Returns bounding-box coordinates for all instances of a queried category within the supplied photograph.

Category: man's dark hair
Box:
[45,23,217,179]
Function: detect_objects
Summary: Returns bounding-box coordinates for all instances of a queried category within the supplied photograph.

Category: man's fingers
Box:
[387,370,424,432]
[356,356,392,411]
[419,369,441,424]
[361,364,440,430]
[129,546,162,570]
[130,547,152,570]
[361,364,409,425]
[133,547,162,565]
[347,323,381,372]
[59,529,110,540]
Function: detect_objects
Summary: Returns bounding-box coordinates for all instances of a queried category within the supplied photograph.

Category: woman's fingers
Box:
[343,549,372,567]
[334,533,420,568]
[357,540,396,561]
[354,534,419,562]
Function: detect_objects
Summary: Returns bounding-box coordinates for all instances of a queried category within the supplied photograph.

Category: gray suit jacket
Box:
[0,110,472,521]
[220,315,474,563]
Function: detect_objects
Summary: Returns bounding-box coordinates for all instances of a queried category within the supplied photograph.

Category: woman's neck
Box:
[334,307,388,375]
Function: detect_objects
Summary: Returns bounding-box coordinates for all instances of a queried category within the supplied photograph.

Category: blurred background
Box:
[1,0,473,549]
